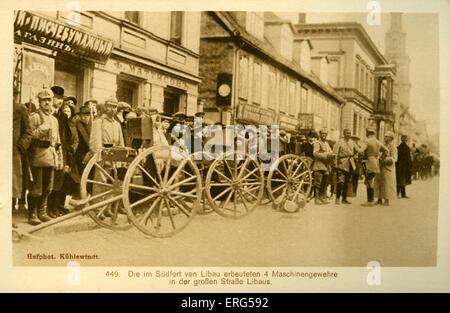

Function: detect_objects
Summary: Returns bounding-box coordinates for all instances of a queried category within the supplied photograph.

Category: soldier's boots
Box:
[27,197,41,226]
[38,197,52,222]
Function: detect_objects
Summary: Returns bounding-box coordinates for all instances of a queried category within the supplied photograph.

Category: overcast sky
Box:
[277,12,440,135]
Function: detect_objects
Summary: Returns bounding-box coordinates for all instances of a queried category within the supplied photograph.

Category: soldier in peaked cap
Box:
[89,96,124,153]
[27,88,61,224]
[312,128,334,205]
[359,126,389,207]
[332,129,361,205]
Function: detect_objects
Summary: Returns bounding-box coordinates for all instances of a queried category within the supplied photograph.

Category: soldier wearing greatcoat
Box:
[312,129,334,205]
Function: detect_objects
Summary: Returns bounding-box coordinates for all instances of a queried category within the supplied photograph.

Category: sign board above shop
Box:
[14,10,114,64]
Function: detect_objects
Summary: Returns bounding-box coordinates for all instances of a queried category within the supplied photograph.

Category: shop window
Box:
[164,87,184,115]
[116,77,139,108]
[125,11,140,25]
[170,11,184,45]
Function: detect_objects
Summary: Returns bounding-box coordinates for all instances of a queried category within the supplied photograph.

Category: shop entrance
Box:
[117,76,140,108]
[163,87,184,115]
[54,59,85,108]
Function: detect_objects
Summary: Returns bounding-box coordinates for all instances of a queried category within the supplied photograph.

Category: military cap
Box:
[195,111,206,117]
[79,105,92,115]
[83,98,98,106]
[104,96,118,105]
[37,88,54,99]
[51,86,64,98]
[202,118,214,126]
[118,101,132,112]
[64,96,77,106]
[147,107,159,114]
[384,131,395,138]
[173,111,187,118]
[366,126,375,134]
[319,128,328,134]
[401,134,408,141]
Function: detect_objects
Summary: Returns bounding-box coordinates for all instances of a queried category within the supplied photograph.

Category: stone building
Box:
[295,18,396,140]
[198,12,344,140]
[13,10,202,115]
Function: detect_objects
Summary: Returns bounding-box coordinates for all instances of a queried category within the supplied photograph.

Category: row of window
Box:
[124,11,184,45]
[238,54,340,130]
[354,59,374,100]
[353,112,369,139]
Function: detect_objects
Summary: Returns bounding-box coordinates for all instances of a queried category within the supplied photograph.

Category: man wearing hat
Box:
[89,96,124,153]
[396,135,412,198]
[84,98,98,119]
[360,127,389,206]
[64,96,77,108]
[373,131,398,206]
[27,88,61,224]
[332,129,361,204]
[48,86,79,217]
[312,128,334,205]
[74,104,92,178]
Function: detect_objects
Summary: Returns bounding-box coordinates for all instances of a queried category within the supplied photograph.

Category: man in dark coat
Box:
[396,135,412,198]
[47,86,79,217]
[13,98,33,215]
[74,104,92,179]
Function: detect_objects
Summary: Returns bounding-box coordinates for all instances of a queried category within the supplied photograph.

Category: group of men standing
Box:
[13,86,128,226]
[310,127,414,207]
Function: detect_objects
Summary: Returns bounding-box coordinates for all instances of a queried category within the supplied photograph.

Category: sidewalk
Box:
[12,209,99,238]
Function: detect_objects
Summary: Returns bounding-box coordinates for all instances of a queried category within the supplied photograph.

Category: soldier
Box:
[360,127,388,207]
[28,88,61,225]
[333,129,360,204]
[89,97,124,153]
[312,129,334,205]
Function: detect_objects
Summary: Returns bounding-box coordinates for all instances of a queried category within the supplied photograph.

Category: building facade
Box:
[295,20,396,140]
[13,10,202,115]
[199,12,344,141]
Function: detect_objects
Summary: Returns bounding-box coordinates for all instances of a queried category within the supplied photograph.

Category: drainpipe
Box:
[231,31,243,126]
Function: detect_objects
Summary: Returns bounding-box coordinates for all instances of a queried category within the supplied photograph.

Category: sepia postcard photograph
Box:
[0,0,448,293]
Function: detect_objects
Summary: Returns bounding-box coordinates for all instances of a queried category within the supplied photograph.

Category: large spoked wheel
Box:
[300,156,315,201]
[192,152,215,215]
[205,151,264,219]
[267,154,313,212]
[122,145,202,238]
[80,152,133,231]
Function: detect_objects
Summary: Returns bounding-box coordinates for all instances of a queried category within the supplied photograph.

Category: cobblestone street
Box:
[13,177,439,267]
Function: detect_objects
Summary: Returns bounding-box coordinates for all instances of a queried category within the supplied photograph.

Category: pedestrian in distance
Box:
[396,135,412,199]
[373,131,398,206]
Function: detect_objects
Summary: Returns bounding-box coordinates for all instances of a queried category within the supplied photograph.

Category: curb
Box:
[12,214,99,238]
